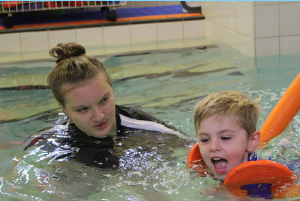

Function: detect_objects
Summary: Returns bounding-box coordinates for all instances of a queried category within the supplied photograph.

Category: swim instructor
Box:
[24,42,188,167]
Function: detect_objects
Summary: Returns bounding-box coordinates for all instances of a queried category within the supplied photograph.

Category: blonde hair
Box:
[47,42,111,106]
[194,91,261,137]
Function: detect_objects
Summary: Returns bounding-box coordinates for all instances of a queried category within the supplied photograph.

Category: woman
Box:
[24,42,188,167]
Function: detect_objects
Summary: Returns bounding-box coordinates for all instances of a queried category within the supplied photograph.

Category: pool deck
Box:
[0,5,203,33]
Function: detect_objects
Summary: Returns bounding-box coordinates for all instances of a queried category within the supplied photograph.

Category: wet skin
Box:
[197,114,259,180]
[61,73,117,138]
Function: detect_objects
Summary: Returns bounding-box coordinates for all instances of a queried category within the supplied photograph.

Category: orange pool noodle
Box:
[260,73,300,143]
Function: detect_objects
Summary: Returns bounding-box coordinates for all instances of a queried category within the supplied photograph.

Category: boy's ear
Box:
[247,130,260,152]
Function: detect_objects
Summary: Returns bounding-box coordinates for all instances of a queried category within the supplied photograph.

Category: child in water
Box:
[194,91,261,180]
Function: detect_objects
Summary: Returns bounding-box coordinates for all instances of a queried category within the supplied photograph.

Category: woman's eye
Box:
[100,97,108,104]
[76,107,88,112]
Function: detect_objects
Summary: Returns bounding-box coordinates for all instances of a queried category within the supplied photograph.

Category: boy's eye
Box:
[221,136,231,141]
[200,138,209,143]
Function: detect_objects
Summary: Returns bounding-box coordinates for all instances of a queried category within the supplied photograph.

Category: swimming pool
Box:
[0,42,299,200]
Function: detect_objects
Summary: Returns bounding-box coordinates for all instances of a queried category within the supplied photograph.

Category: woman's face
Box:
[61,73,116,138]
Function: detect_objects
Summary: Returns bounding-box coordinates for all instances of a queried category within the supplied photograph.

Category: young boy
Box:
[194,91,261,180]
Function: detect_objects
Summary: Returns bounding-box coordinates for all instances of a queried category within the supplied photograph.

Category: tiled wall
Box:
[202,1,300,57]
[3,1,300,64]
[0,20,206,65]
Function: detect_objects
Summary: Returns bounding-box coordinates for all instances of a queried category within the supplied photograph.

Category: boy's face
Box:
[197,114,257,180]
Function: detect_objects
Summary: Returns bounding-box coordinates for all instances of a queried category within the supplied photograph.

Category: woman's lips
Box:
[94,120,107,130]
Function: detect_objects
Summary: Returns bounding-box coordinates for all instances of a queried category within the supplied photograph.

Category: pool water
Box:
[0,42,299,200]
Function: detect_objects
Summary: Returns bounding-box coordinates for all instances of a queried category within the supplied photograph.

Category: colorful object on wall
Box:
[44,1,85,8]
[0,1,125,28]
[1,1,22,9]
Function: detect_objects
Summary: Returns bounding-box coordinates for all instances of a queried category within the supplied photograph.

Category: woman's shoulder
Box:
[115,105,189,139]
[116,105,161,122]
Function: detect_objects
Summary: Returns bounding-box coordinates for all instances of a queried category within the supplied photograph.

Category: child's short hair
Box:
[194,91,261,138]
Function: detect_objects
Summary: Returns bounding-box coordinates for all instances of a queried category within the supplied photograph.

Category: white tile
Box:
[207,22,238,51]
[237,2,255,38]
[157,21,184,50]
[48,29,77,51]
[133,1,158,8]
[255,1,279,6]
[218,26,239,51]
[201,1,218,23]
[20,31,49,62]
[280,3,300,36]
[218,1,238,32]
[238,34,255,57]
[183,20,205,47]
[204,21,216,41]
[212,1,226,26]
[255,4,279,38]
[279,1,300,4]
[103,25,131,55]
[255,37,279,57]
[280,35,300,55]
[76,27,105,56]
[238,1,255,6]
[0,33,22,64]
[130,23,157,52]
[158,1,179,6]
[120,1,135,8]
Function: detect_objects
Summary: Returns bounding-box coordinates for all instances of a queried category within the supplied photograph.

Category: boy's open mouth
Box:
[211,157,227,173]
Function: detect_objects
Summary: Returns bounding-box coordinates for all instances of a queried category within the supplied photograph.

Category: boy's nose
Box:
[210,139,221,152]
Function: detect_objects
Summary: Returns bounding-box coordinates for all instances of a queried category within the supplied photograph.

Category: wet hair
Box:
[194,91,261,138]
[47,42,111,106]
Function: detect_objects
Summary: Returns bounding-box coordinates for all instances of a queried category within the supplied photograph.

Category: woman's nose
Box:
[92,107,104,121]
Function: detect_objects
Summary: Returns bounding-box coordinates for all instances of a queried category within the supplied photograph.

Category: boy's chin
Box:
[214,173,227,181]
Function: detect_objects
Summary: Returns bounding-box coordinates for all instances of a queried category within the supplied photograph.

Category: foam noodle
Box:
[260,73,300,143]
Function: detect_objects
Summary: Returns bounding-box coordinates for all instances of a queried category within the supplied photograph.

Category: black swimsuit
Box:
[24,105,189,168]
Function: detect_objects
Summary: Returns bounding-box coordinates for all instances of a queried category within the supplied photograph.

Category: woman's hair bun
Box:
[49,42,86,63]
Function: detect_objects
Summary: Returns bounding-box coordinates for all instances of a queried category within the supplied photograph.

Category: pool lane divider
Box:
[186,73,300,199]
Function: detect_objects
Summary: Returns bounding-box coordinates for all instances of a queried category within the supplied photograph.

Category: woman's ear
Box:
[247,130,260,152]
[58,102,68,118]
